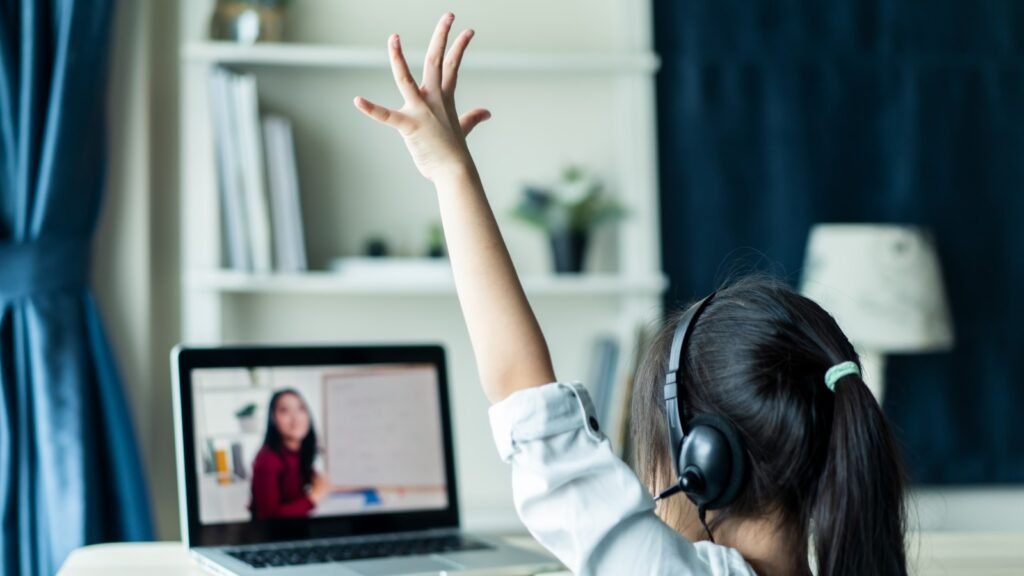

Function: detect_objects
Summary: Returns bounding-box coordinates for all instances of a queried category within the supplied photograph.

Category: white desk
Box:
[908,532,1024,575]
[58,533,1024,575]
[57,539,568,576]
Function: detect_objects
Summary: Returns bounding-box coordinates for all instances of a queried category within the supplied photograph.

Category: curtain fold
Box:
[655,0,1024,483]
[0,1,154,574]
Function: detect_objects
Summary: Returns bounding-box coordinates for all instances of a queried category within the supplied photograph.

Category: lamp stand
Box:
[858,350,886,403]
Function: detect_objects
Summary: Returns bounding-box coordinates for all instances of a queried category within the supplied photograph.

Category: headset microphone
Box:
[654,485,682,502]
[654,469,703,502]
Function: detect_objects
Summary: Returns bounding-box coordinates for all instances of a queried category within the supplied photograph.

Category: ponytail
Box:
[812,369,908,576]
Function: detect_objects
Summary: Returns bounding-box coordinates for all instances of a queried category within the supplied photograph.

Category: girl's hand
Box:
[308,473,331,504]
[353,13,491,183]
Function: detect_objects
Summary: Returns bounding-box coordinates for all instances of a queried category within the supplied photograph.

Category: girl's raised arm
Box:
[353,13,556,403]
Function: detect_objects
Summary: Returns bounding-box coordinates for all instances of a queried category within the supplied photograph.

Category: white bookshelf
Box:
[179,0,664,533]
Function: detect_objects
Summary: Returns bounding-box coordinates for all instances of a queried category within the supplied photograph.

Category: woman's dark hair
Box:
[263,389,318,486]
[632,276,907,576]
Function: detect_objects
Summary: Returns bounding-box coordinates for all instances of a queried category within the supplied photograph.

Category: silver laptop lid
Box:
[172,345,460,548]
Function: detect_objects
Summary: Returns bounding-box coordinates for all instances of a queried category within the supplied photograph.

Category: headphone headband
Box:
[667,293,717,388]
[664,293,717,458]
[659,291,747,517]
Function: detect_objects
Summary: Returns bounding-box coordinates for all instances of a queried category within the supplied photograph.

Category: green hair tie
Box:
[825,361,860,392]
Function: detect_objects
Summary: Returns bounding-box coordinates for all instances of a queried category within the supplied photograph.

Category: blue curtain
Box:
[654,0,1024,483]
[0,0,154,574]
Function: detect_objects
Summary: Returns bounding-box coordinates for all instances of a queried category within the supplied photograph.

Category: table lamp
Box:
[799,224,954,401]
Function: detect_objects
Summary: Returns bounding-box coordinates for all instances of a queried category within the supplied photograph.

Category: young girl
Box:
[354,14,908,576]
[250,389,330,519]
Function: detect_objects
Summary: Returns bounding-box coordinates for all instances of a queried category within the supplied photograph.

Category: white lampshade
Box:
[800,224,954,353]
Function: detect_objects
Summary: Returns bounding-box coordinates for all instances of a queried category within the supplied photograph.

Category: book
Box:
[231,442,247,480]
[209,68,251,271]
[204,438,217,473]
[615,324,654,465]
[215,446,232,485]
[232,72,273,272]
[586,336,620,430]
[262,115,308,272]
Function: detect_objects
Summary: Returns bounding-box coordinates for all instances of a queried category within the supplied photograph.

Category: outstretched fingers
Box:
[388,34,421,104]
[442,29,475,95]
[359,16,486,139]
[460,108,491,136]
[353,96,414,132]
[423,13,454,92]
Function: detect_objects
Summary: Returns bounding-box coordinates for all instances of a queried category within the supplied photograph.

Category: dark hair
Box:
[263,389,318,486]
[632,276,907,576]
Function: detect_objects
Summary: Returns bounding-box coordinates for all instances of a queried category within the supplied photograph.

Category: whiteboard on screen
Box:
[323,367,446,488]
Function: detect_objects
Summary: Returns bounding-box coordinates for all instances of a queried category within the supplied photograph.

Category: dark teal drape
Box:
[655,0,1024,483]
[0,1,154,574]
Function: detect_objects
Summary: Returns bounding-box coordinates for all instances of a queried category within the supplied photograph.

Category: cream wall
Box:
[93,0,1024,541]
[95,0,182,540]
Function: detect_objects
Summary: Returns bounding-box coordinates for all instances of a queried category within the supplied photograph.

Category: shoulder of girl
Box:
[252,446,283,470]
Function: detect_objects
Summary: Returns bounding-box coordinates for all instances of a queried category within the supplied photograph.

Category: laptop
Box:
[172,344,560,576]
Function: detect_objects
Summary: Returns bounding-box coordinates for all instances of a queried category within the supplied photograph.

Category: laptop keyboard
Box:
[226,533,493,568]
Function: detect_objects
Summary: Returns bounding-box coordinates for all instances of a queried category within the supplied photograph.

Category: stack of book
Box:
[209,66,308,273]
[204,439,249,484]
[586,326,654,463]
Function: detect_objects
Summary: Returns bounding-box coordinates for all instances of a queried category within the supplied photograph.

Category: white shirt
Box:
[489,382,757,576]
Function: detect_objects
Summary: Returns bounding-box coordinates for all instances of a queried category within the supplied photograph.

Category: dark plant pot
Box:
[550,230,588,274]
[365,238,389,257]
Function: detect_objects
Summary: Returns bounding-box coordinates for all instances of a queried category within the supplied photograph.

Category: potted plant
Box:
[512,167,625,273]
[235,402,260,434]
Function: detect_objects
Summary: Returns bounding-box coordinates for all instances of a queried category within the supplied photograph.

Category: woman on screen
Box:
[250,389,330,519]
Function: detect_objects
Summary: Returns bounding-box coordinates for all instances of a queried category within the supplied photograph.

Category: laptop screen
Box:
[189,362,450,527]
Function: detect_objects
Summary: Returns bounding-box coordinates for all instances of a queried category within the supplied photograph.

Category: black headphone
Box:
[655,292,747,519]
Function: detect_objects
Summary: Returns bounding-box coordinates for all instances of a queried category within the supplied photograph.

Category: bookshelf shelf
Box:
[186,269,668,297]
[182,41,661,73]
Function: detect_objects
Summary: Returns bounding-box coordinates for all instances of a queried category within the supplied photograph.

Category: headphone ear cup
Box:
[680,414,747,510]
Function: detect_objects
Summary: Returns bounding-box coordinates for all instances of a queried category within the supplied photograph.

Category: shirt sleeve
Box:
[489,382,755,576]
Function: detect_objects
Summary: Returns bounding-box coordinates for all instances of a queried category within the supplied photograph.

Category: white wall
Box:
[147,0,184,541]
